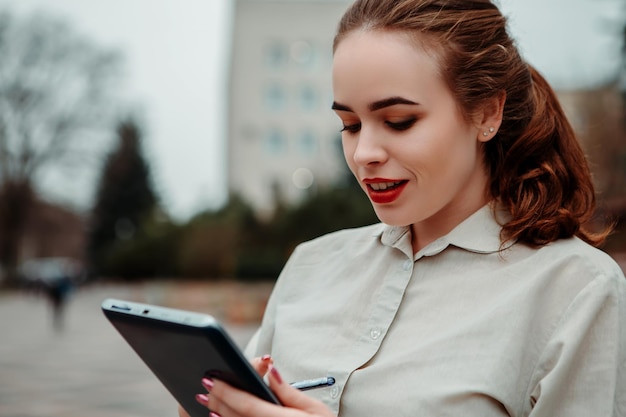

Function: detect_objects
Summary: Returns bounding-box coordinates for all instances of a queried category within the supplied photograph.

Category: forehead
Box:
[332,30,447,105]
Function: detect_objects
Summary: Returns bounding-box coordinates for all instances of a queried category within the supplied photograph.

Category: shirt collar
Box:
[446,203,513,254]
[377,203,514,258]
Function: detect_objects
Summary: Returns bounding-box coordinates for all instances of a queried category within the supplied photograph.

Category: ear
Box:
[476,91,506,142]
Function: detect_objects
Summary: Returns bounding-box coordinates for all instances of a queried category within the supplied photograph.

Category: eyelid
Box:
[341,122,361,133]
[386,117,417,131]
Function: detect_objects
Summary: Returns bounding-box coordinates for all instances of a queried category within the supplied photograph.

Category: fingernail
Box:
[261,354,271,361]
[269,365,283,384]
[195,393,209,406]
[201,378,214,390]
[209,412,221,417]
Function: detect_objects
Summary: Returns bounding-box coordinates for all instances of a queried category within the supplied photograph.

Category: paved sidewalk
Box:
[0,281,271,417]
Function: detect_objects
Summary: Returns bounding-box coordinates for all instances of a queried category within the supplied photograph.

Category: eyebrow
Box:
[331,96,418,113]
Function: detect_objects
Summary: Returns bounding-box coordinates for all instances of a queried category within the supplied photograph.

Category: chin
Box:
[372,207,414,227]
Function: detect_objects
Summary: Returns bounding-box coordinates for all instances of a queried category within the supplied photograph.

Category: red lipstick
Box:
[363,178,408,204]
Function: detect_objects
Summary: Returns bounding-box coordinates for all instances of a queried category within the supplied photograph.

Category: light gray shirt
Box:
[247,204,626,416]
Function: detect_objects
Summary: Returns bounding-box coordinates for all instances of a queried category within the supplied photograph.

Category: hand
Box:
[197,365,336,417]
[178,355,274,417]
[178,404,190,417]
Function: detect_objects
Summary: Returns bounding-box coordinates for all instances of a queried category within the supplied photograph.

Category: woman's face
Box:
[332,30,492,246]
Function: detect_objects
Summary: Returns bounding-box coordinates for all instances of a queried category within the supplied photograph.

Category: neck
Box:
[410,196,490,254]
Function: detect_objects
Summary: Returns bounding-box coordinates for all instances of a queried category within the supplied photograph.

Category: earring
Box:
[489,127,495,133]
[482,131,489,137]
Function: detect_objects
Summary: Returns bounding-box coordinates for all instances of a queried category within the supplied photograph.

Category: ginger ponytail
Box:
[490,65,611,247]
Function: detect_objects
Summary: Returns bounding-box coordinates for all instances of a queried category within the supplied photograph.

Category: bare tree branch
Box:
[0,10,125,284]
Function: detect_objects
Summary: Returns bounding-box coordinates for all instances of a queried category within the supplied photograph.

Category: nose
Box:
[351,126,388,167]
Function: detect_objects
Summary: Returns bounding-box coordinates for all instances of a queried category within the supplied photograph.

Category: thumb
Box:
[267,366,332,414]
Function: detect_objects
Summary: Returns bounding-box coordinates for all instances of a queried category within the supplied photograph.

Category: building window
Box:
[264,41,287,70]
[263,83,287,112]
[297,129,317,157]
[298,84,317,111]
[264,128,287,155]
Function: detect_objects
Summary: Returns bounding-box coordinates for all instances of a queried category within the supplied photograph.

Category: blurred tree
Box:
[272,180,377,250]
[233,176,378,280]
[87,118,160,278]
[98,219,182,280]
[178,193,260,279]
[0,11,121,285]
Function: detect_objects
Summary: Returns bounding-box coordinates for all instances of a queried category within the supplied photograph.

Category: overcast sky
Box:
[0,0,624,221]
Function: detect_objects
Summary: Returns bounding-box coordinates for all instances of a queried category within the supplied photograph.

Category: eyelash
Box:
[386,118,417,131]
[341,123,361,134]
[340,118,417,134]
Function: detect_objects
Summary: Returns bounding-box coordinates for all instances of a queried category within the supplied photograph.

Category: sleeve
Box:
[527,271,626,417]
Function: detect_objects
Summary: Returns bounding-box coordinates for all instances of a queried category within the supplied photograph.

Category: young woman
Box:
[185,0,626,415]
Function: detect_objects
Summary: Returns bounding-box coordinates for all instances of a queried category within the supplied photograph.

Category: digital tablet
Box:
[101,298,280,417]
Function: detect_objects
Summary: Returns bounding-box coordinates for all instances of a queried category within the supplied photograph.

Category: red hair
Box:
[334,0,611,247]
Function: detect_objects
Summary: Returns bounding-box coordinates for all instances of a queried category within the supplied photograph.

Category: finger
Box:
[208,379,285,417]
[266,366,332,414]
[195,393,223,417]
[177,404,191,417]
[208,393,239,417]
[250,354,273,376]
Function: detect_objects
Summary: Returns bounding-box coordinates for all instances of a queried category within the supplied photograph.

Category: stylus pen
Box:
[290,376,336,391]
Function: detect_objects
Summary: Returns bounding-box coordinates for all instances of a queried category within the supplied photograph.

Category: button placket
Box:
[402,259,413,271]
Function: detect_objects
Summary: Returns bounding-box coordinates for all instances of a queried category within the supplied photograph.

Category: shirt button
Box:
[370,328,381,340]
[330,385,339,399]
[402,259,412,271]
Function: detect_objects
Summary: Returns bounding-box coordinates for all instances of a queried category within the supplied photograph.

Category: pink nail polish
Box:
[201,378,214,390]
[261,354,271,361]
[209,412,221,417]
[269,365,283,384]
[195,393,209,406]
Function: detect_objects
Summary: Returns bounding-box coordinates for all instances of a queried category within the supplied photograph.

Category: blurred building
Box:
[557,85,626,214]
[228,0,351,217]
[0,197,86,284]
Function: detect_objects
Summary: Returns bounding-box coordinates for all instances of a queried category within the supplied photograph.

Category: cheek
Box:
[403,128,478,184]
[434,139,483,192]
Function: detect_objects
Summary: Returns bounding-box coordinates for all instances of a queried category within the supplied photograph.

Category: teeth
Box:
[370,181,402,191]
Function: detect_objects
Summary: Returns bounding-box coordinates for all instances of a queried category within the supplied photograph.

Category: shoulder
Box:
[303,222,385,245]
[266,223,387,305]
[510,237,626,295]
[290,223,386,260]
[538,238,624,278]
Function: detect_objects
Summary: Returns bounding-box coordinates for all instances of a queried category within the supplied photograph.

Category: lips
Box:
[363,178,408,204]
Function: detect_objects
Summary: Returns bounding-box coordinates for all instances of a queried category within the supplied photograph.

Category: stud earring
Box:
[489,127,495,133]
[483,131,489,137]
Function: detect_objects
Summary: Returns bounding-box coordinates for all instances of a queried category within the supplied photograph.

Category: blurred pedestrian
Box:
[19,257,77,331]
[45,274,73,331]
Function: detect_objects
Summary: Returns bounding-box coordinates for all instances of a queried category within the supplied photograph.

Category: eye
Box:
[341,122,361,134]
[386,117,417,131]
